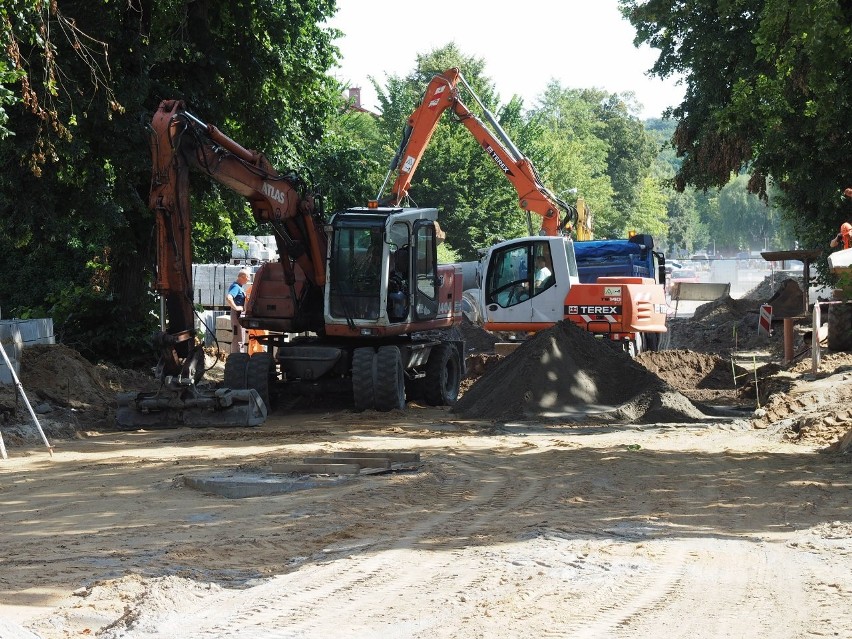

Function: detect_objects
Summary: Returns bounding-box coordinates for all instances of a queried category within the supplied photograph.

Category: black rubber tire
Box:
[246,353,274,412]
[422,343,461,406]
[404,375,423,403]
[351,347,376,411]
[644,332,660,352]
[223,353,250,389]
[375,346,406,411]
[828,302,852,351]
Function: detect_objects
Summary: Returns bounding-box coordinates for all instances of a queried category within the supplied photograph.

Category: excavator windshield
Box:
[329,218,385,321]
[326,207,444,327]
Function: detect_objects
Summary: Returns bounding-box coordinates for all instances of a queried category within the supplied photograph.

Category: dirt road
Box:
[2,406,850,638]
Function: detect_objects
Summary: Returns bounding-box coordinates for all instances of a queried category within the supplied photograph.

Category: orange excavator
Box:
[117,100,465,428]
[378,67,590,239]
[378,67,666,354]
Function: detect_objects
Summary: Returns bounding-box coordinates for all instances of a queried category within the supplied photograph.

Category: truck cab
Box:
[479,236,580,332]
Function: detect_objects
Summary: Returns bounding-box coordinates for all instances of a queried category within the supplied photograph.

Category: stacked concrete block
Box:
[232,235,264,263]
[9,318,55,346]
[193,264,252,308]
[215,314,234,350]
[231,234,279,264]
[196,310,230,346]
[0,318,54,384]
[0,323,23,384]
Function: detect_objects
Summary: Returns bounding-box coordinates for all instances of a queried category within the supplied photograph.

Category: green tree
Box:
[373,44,533,259]
[666,190,705,257]
[710,174,783,253]
[619,0,852,255]
[631,176,669,239]
[594,92,660,232]
[531,84,668,239]
[0,0,340,361]
[529,83,614,235]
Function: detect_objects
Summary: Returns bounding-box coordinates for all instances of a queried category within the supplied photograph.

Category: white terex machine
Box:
[380,67,667,353]
[461,234,666,354]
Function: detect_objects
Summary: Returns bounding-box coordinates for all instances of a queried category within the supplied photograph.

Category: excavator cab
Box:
[325,206,449,336]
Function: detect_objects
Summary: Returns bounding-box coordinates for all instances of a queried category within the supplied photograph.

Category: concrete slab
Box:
[303,456,392,469]
[183,471,351,499]
[267,462,361,475]
[332,451,421,463]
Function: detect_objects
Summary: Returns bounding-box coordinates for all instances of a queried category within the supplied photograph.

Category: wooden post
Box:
[783,317,795,363]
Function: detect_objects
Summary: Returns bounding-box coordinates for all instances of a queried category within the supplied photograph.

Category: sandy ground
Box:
[1,280,851,638]
[2,401,851,638]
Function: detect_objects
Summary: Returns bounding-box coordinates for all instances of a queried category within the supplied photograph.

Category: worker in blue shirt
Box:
[226,269,250,353]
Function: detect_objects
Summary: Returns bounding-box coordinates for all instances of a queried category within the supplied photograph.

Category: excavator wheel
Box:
[352,347,376,411]
[246,352,274,412]
[422,343,461,406]
[375,346,405,411]
[827,302,852,351]
[644,332,660,352]
[404,375,424,402]
[223,353,250,388]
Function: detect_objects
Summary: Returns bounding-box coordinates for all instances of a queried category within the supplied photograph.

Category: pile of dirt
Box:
[453,321,706,423]
[667,276,812,356]
[633,348,784,407]
[460,317,498,354]
[667,295,771,354]
[637,350,742,390]
[19,344,116,408]
[0,344,158,444]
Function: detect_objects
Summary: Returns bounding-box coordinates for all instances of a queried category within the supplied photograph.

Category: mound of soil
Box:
[18,344,115,409]
[460,317,498,354]
[453,321,706,423]
[667,276,812,357]
[637,350,742,390]
[0,344,159,444]
[667,294,772,355]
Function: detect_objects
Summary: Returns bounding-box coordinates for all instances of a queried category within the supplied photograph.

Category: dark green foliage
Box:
[620,0,852,262]
[0,0,340,364]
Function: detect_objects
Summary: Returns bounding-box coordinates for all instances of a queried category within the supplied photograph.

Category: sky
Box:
[326,0,685,120]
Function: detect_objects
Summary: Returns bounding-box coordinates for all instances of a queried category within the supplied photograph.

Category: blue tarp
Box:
[574,240,645,259]
[574,240,654,283]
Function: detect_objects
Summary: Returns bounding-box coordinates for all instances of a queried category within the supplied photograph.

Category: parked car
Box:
[667,268,700,295]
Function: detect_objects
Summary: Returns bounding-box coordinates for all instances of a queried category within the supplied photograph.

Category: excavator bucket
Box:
[115,386,267,430]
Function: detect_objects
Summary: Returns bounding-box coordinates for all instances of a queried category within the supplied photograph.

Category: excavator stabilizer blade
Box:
[115,388,267,430]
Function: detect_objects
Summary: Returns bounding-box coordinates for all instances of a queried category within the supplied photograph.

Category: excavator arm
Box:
[118,100,330,429]
[147,99,327,377]
[378,68,578,237]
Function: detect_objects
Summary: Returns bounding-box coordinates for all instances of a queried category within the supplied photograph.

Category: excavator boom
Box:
[379,68,576,237]
[119,100,329,429]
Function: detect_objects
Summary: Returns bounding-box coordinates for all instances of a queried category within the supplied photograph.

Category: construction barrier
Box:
[758,304,773,336]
